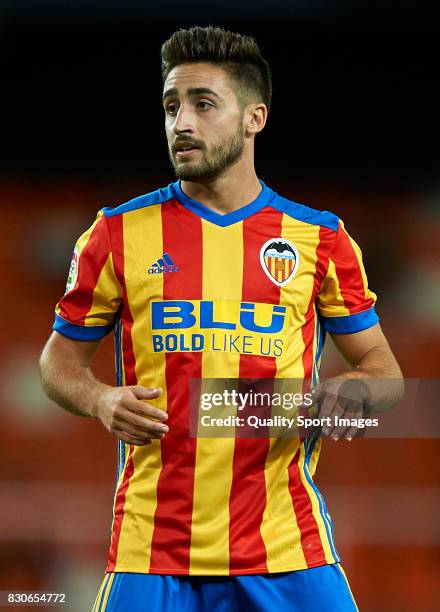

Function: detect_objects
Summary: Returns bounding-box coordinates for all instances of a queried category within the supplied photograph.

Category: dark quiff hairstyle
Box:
[161,26,272,112]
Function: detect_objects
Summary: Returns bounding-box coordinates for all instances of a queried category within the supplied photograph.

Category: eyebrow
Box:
[162,87,221,101]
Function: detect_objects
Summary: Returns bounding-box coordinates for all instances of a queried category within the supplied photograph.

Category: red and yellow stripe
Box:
[60,201,364,575]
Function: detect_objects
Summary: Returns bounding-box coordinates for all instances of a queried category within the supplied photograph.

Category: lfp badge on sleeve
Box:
[65,245,79,294]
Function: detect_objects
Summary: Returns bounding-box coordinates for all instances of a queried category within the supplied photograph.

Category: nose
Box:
[172,104,194,135]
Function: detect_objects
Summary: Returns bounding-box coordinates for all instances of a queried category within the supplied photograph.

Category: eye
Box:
[197,100,213,110]
[165,103,178,115]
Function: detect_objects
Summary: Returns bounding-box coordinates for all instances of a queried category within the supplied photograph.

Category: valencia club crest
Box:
[260,238,299,286]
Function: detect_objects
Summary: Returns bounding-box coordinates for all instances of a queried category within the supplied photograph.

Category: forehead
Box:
[163,62,233,97]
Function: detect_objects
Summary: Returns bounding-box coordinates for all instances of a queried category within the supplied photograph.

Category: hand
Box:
[311,378,371,441]
[95,386,168,446]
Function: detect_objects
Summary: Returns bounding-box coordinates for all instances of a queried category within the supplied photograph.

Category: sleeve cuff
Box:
[53,313,114,341]
[320,306,379,334]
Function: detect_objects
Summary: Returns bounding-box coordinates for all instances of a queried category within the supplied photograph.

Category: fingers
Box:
[119,409,169,433]
[110,411,168,445]
[112,389,169,442]
[125,389,168,423]
[117,431,152,446]
[317,391,339,436]
[99,385,169,445]
[114,413,169,438]
[315,381,366,441]
[130,386,163,400]
[123,396,168,422]
[327,400,362,440]
[345,421,360,441]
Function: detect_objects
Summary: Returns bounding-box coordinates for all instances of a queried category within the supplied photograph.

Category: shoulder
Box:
[101,182,176,218]
[268,190,340,232]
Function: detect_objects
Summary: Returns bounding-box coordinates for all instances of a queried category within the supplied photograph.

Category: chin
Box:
[175,165,206,181]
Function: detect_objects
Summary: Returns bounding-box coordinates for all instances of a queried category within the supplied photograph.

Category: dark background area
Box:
[2,1,440,187]
[1,2,439,611]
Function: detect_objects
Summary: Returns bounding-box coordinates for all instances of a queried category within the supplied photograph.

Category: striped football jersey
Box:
[53,180,378,575]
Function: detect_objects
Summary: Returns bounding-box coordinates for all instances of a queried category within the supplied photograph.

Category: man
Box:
[39,26,403,611]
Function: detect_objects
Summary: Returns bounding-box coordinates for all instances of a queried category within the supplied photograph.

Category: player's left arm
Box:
[313,218,404,440]
[314,323,404,440]
[331,321,403,382]
[313,323,404,440]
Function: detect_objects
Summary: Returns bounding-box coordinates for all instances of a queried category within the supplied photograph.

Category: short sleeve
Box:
[317,220,379,334]
[53,210,123,341]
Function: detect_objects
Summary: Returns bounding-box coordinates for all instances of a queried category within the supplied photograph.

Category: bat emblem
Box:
[260,238,299,286]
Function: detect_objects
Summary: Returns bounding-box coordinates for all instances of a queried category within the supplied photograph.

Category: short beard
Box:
[170,123,245,182]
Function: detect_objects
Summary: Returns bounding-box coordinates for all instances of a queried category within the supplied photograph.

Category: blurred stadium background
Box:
[1,1,439,610]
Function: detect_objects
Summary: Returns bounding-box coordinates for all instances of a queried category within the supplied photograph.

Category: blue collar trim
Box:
[171,179,274,227]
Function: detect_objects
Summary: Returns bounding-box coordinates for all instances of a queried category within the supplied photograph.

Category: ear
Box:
[245,103,268,136]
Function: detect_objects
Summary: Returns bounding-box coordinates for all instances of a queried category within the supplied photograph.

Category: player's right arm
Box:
[39,209,168,446]
[39,331,168,446]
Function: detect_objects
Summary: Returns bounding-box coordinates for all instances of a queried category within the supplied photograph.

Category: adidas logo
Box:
[147,252,180,274]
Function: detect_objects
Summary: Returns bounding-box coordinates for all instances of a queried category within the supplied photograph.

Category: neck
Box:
[179,157,262,215]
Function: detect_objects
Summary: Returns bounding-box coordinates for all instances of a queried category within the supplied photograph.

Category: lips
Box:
[173,140,202,152]
[174,144,201,160]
